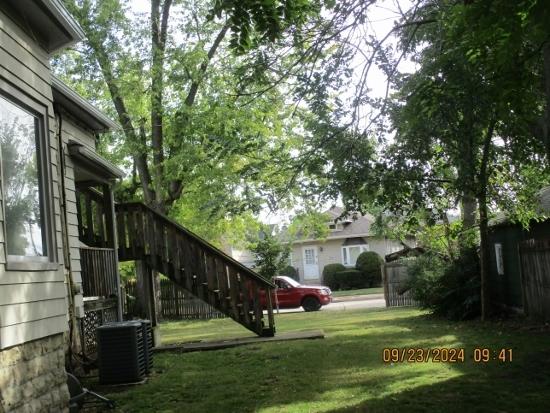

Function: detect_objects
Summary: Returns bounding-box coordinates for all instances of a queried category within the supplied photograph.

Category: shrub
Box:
[356,251,384,287]
[407,247,480,320]
[335,269,366,290]
[278,265,299,281]
[322,263,346,290]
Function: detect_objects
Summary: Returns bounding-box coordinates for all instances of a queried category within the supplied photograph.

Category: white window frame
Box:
[341,244,369,267]
[0,81,57,271]
[304,248,316,265]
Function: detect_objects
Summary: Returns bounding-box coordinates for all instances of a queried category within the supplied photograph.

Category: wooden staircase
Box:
[115,202,276,337]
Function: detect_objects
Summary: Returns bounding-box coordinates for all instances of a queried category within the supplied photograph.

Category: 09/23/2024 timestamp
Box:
[382,347,513,363]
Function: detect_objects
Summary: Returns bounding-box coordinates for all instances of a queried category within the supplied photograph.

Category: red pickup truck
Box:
[271,276,332,311]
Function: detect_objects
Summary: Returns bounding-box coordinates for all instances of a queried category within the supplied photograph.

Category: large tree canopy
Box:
[284,0,550,318]
[54,0,550,318]
[56,0,324,225]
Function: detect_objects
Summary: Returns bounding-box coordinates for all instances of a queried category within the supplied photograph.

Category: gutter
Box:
[51,76,119,131]
[67,141,124,180]
[286,233,374,244]
[41,0,85,50]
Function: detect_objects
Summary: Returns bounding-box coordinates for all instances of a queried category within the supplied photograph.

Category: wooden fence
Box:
[383,260,417,307]
[123,279,225,320]
[519,238,550,321]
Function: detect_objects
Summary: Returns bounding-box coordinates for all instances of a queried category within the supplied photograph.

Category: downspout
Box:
[55,107,78,371]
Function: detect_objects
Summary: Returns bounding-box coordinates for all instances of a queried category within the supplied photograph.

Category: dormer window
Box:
[328,223,336,230]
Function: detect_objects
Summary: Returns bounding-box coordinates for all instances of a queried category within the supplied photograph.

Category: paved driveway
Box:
[271,295,386,314]
[323,297,386,311]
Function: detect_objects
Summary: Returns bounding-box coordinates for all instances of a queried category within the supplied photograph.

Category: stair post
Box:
[136,260,161,346]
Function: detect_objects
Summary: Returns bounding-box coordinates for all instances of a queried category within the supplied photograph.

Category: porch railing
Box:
[80,246,118,297]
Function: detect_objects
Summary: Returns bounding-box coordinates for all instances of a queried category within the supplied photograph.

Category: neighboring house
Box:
[288,207,409,285]
[0,2,122,411]
[231,207,411,285]
[231,248,257,268]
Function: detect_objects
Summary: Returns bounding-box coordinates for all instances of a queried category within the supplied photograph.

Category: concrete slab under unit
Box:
[153,330,325,353]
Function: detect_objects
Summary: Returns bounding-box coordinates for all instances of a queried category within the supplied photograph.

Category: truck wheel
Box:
[302,296,321,312]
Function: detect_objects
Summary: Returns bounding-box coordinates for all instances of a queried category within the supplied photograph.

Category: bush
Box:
[278,265,299,281]
[407,247,480,320]
[322,263,346,290]
[335,269,366,290]
[356,251,383,287]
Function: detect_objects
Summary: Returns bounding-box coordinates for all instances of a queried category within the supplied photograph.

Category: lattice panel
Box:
[81,307,119,356]
[82,310,102,354]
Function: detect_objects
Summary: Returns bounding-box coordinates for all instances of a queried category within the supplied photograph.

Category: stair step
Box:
[117,201,274,337]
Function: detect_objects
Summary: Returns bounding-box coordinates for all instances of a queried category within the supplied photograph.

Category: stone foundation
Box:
[0,334,70,412]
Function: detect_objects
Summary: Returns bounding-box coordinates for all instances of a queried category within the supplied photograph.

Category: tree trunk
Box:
[477,120,496,321]
[461,194,477,229]
[153,269,162,320]
[478,191,490,321]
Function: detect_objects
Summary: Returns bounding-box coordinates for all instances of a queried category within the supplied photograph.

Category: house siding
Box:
[0,8,71,412]
[58,112,98,318]
[292,237,402,284]
[0,9,68,350]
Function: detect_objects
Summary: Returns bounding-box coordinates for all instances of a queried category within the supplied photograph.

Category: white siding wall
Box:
[0,10,68,349]
[231,248,257,268]
[292,237,404,284]
[59,116,97,290]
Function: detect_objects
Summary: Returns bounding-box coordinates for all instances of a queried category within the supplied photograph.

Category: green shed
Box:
[488,219,550,311]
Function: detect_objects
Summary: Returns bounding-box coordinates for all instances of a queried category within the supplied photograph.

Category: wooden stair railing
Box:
[115,202,276,336]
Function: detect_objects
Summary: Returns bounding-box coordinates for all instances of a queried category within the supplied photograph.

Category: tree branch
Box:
[80,14,155,204]
[165,24,230,205]
[184,24,229,107]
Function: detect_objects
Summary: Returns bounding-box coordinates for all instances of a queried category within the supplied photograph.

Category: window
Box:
[304,248,315,265]
[0,85,55,269]
[342,244,369,266]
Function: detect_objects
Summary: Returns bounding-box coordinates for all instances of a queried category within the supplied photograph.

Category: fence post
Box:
[382,263,389,307]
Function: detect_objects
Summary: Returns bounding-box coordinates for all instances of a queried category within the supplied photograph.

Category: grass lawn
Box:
[103,308,550,412]
[331,287,383,297]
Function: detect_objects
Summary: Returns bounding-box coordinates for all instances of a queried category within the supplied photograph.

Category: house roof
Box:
[2,0,85,53]
[326,206,344,220]
[52,76,119,132]
[68,141,124,181]
[291,207,377,244]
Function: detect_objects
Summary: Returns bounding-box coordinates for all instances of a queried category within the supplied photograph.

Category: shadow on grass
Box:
[98,309,550,413]
[327,348,550,413]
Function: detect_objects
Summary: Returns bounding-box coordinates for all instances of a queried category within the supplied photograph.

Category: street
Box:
[270,294,386,314]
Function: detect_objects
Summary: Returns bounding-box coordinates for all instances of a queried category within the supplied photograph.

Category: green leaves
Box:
[249,226,290,279]
[208,0,322,53]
